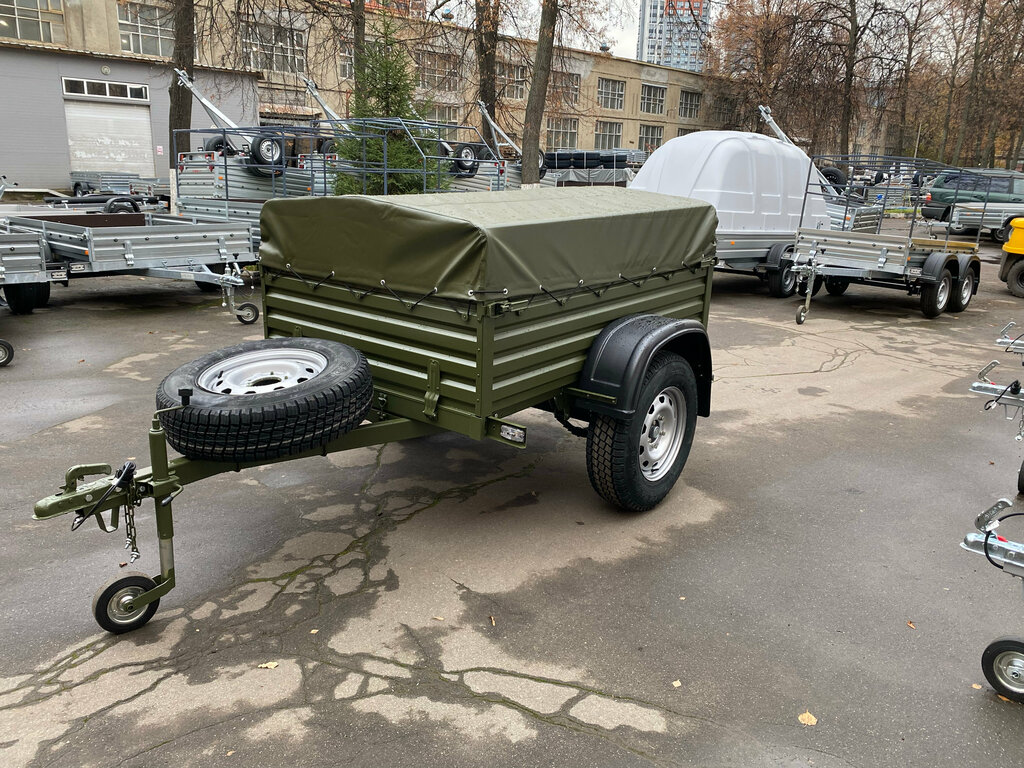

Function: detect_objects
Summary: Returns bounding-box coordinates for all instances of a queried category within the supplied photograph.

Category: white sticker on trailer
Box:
[64,101,156,176]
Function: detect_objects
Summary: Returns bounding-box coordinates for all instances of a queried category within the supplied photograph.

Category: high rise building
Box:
[636,0,709,73]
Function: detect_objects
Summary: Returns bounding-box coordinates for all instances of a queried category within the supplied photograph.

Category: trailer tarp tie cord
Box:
[579,280,603,298]
[984,511,1024,569]
[71,461,137,533]
[538,285,565,306]
[984,380,1021,410]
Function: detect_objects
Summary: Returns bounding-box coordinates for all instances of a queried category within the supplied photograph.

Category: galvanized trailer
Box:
[950,202,1024,243]
[33,187,718,634]
[1,212,260,322]
[790,155,982,323]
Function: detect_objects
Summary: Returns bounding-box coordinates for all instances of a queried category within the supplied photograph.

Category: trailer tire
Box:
[948,269,975,313]
[0,339,13,367]
[767,261,796,297]
[72,183,86,197]
[1018,458,1024,495]
[156,338,373,462]
[92,573,159,634]
[797,276,823,297]
[3,284,39,315]
[204,136,227,153]
[453,144,479,176]
[982,637,1024,703]
[586,352,697,513]
[1007,261,1024,298]
[992,221,1013,244]
[35,282,50,307]
[820,166,846,192]
[824,277,850,296]
[921,268,952,317]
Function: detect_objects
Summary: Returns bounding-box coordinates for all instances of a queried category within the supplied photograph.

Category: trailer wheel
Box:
[948,269,975,313]
[1017,458,1024,495]
[992,221,1012,244]
[982,637,1024,703]
[204,136,227,153]
[236,302,260,325]
[0,339,13,367]
[1008,261,1024,299]
[72,183,86,197]
[156,338,373,462]
[586,352,697,513]
[767,261,796,298]
[921,269,952,318]
[92,573,159,634]
[452,144,479,177]
[3,284,39,315]
[824,277,850,296]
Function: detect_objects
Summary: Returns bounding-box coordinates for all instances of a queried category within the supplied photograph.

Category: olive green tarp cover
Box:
[259,186,717,301]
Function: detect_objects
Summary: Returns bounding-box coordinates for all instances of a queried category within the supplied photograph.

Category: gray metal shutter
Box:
[64,101,155,175]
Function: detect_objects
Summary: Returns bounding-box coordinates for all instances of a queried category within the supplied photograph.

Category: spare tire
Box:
[156,338,373,462]
[820,166,847,190]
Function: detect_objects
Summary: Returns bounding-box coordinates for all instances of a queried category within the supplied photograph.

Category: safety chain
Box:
[124,502,141,563]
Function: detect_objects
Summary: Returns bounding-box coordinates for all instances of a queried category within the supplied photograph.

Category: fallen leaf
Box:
[119,562,127,568]
[489,616,496,626]
[310,629,319,634]
[671,680,681,688]
[226,751,235,756]
[257,661,279,669]
[679,596,686,601]
[907,621,916,630]
[972,684,983,690]
[990,461,996,465]
[999,695,1012,703]
[432,616,444,621]
[78,359,85,363]
[798,710,817,726]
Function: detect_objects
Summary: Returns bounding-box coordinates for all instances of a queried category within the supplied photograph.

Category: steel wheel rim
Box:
[993,650,1024,695]
[197,348,327,396]
[937,275,950,307]
[0,345,9,366]
[460,147,475,161]
[107,585,146,626]
[257,139,281,163]
[239,305,257,323]
[781,265,796,293]
[960,275,973,304]
[638,386,685,482]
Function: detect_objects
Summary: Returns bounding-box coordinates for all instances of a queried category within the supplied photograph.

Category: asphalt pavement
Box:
[2,243,1024,767]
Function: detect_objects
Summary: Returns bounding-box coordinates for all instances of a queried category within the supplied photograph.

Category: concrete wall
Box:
[0,47,258,191]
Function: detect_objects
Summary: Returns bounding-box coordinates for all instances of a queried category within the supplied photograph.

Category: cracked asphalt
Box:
[3,245,1024,767]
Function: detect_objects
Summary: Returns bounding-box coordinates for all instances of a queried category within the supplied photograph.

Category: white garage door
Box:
[64,101,155,175]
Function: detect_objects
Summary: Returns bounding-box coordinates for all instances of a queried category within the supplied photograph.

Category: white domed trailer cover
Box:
[629,132,829,289]
[630,131,828,232]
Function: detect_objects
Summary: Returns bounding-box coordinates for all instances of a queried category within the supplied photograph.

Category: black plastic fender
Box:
[765,242,794,272]
[575,315,712,419]
[920,251,958,284]
[955,252,981,294]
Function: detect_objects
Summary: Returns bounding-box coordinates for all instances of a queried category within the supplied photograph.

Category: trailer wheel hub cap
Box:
[197,348,328,395]
[109,586,145,625]
[639,386,685,482]
[994,651,1024,693]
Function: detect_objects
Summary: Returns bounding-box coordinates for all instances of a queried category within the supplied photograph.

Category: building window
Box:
[597,78,625,110]
[240,18,306,74]
[62,77,149,101]
[639,124,663,151]
[546,117,578,150]
[677,127,698,137]
[497,61,527,100]
[640,84,666,115]
[678,90,701,119]
[117,2,174,57]
[339,43,354,80]
[712,96,737,124]
[0,0,64,43]
[416,50,459,91]
[549,70,580,106]
[594,121,622,150]
[421,104,460,140]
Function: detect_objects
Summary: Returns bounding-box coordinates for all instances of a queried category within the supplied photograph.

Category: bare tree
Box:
[521,0,558,184]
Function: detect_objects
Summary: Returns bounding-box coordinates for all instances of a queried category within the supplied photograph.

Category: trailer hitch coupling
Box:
[71,461,137,532]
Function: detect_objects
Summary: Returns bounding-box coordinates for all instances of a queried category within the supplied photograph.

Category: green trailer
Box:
[33,187,718,634]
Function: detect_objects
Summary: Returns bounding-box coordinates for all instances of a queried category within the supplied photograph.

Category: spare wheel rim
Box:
[638,386,686,482]
[196,348,328,396]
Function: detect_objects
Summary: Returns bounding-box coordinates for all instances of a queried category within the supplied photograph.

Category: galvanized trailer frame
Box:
[790,155,982,323]
[950,202,1024,242]
[1,212,260,323]
[33,187,717,634]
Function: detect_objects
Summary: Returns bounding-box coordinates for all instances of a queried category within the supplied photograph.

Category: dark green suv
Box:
[922,169,1024,222]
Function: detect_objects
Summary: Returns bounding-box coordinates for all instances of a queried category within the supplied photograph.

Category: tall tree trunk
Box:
[938,74,956,164]
[168,0,196,158]
[839,0,859,157]
[952,0,985,165]
[521,0,558,184]
[475,0,501,148]
[352,0,367,101]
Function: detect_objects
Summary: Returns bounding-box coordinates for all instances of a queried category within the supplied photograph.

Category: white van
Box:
[630,131,829,297]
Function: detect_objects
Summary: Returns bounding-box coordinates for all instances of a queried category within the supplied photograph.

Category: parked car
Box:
[921,168,1024,222]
